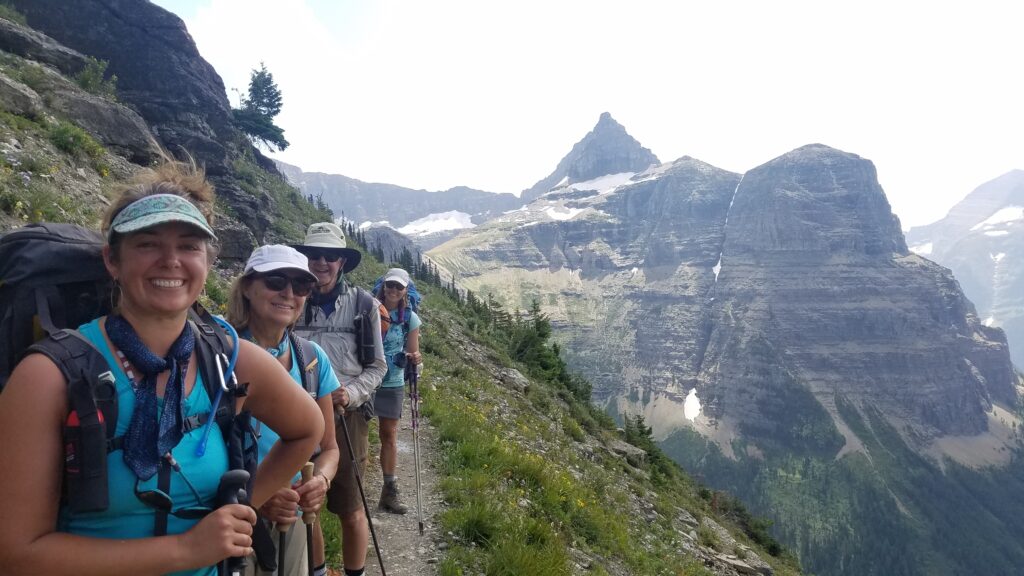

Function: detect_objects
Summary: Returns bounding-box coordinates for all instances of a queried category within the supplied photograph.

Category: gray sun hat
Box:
[291,222,362,273]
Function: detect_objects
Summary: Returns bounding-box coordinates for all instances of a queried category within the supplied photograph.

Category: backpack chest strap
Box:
[105,410,214,453]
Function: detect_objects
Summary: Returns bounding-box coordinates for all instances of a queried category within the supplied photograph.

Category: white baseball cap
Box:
[243,244,317,282]
[382,268,411,287]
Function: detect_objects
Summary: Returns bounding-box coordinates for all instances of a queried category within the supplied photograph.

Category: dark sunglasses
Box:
[384,281,406,290]
[303,249,342,263]
[258,274,315,297]
[135,454,212,520]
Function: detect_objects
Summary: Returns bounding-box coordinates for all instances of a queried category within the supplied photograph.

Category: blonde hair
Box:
[225,274,254,331]
[103,156,219,258]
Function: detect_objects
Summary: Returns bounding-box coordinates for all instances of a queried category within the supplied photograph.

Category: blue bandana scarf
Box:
[106,314,194,480]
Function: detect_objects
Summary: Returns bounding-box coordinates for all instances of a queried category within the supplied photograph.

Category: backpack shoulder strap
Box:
[27,329,117,513]
[288,331,320,399]
[187,308,236,433]
[28,330,118,442]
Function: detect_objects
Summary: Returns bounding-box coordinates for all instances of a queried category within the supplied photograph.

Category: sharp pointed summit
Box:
[521,112,659,202]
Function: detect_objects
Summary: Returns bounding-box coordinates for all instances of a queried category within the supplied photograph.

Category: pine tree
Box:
[244,63,283,117]
[232,62,289,151]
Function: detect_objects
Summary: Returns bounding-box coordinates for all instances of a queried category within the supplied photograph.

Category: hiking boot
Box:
[379,482,408,514]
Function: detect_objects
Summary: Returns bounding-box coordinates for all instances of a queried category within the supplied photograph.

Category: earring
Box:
[109,279,121,311]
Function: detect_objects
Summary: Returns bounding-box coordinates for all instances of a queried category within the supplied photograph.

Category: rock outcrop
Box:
[0,17,88,76]
[9,0,266,245]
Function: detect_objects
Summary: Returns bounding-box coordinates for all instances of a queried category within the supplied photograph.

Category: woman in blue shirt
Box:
[227,244,341,576]
[0,161,323,575]
[371,268,422,514]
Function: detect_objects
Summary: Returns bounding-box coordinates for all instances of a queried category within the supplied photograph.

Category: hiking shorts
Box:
[326,408,369,517]
[373,386,405,420]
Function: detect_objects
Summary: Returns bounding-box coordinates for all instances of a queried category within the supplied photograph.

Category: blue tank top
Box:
[381,309,421,388]
[253,337,340,484]
[57,318,228,576]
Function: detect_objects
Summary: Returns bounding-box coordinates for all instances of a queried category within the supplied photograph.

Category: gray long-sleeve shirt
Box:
[293,283,386,409]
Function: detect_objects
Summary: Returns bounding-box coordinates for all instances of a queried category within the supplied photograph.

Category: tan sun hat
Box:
[291,222,362,273]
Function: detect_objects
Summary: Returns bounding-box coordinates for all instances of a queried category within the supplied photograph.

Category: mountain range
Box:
[425,116,1024,575]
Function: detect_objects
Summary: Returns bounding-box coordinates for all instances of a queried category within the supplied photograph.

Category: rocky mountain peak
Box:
[521,112,660,202]
[729,143,908,258]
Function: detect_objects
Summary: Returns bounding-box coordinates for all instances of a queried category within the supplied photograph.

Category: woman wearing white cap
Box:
[226,245,342,576]
[0,160,323,576]
[371,268,422,514]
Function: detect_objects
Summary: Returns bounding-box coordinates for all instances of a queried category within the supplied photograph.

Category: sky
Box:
[150,0,1024,229]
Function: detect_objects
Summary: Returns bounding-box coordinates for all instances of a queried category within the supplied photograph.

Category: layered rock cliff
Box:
[695,145,1017,458]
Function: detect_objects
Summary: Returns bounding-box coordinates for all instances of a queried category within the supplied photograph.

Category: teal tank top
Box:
[57,318,228,576]
[253,337,340,484]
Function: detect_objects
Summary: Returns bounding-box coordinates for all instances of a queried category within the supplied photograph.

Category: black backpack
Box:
[0,223,112,391]
[0,223,257,532]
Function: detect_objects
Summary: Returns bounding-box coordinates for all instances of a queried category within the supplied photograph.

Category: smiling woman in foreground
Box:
[0,160,323,576]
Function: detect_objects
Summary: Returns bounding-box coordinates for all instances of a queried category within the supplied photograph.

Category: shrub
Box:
[48,121,104,159]
[47,120,109,175]
[75,57,118,100]
[0,2,26,25]
[15,64,48,93]
[697,524,721,550]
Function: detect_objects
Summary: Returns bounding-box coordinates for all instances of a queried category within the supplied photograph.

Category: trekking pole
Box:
[300,462,315,576]
[336,408,387,576]
[408,368,425,535]
[277,521,287,576]
[216,469,251,576]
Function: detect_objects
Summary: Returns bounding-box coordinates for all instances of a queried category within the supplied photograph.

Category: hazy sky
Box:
[151,0,1023,229]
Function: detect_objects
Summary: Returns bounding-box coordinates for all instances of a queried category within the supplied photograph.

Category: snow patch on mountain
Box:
[397,211,476,236]
[545,206,586,221]
[564,172,636,195]
[360,220,390,230]
[970,206,1024,231]
[910,242,933,255]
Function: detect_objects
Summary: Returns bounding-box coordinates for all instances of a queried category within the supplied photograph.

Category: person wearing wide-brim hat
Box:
[291,222,385,576]
[290,222,362,277]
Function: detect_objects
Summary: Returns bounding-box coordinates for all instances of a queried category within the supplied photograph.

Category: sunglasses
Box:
[303,249,343,263]
[258,274,316,297]
[135,454,212,520]
[384,281,406,290]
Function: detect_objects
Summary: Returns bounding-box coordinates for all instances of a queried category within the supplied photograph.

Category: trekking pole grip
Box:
[216,469,251,576]
[301,462,316,525]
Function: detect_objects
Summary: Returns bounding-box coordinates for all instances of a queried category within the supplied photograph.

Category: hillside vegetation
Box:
[326,239,803,575]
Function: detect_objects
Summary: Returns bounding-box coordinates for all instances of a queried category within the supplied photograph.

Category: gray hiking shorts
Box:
[372,386,404,420]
